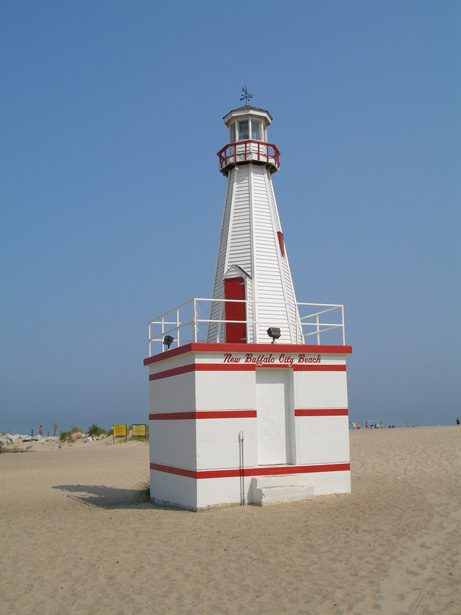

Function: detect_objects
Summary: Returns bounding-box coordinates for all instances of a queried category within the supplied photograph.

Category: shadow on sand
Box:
[52,484,154,509]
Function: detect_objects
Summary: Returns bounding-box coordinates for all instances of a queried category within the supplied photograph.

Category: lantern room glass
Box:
[238,120,249,140]
[230,118,266,143]
[251,120,262,140]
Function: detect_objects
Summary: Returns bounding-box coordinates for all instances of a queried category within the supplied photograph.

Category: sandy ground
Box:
[1,427,460,615]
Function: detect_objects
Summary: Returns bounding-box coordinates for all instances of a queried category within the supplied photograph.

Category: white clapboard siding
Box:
[208,159,302,343]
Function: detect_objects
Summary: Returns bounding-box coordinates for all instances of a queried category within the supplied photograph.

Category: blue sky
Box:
[1,0,459,433]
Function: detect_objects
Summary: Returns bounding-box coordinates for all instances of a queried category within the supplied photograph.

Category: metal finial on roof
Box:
[240,86,253,105]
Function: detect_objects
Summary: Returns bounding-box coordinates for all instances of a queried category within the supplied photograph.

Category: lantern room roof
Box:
[223,105,273,126]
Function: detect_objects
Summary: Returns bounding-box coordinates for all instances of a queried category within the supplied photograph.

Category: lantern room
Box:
[224,106,271,143]
[218,106,280,175]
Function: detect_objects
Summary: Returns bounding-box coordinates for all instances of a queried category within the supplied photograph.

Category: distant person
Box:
[456,417,460,426]
[38,424,43,436]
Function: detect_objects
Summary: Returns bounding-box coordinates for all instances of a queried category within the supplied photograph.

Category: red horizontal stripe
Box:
[293,364,346,372]
[150,462,350,479]
[150,463,196,479]
[144,342,352,366]
[149,410,257,420]
[150,363,346,380]
[295,409,349,416]
[195,363,255,372]
[149,364,195,380]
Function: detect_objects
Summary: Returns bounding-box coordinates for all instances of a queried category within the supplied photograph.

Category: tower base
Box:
[144,343,352,510]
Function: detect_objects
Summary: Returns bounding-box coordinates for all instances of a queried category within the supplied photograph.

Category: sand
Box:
[1,427,460,614]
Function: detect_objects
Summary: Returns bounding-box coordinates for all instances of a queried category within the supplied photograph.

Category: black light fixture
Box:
[267,327,281,343]
[163,335,174,349]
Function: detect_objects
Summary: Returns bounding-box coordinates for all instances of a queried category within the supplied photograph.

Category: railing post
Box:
[176,308,180,347]
[218,300,222,343]
[161,317,165,352]
[341,306,346,345]
[296,307,303,344]
[148,323,151,357]
[316,314,320,345]
[193,299,198,342]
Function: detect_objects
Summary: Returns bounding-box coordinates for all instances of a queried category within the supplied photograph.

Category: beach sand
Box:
[1,426,460,614]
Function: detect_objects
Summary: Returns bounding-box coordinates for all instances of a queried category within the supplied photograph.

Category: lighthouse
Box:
[144,99,352,510]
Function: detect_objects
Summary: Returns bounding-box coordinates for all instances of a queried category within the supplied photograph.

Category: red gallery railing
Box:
[217,140,281,174]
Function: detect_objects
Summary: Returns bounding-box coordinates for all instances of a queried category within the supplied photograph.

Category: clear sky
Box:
[1,0,459,434]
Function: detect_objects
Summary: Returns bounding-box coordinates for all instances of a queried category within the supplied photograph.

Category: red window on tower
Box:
[224,277,247,343]
[277,231,286,257]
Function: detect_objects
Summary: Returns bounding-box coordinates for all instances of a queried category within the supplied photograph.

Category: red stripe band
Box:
[150,462,350,479]
[149,363,346,380]
[295,409,349,416]
[293,365,346,372]
[144,342,352,366]
[149,364,195,380]
[149,410,347,419]
[149,410,257,420]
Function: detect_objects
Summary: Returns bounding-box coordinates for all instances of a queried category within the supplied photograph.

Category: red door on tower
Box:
[224,277,247,343]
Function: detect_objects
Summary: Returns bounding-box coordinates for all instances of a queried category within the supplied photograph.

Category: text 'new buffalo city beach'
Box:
[223,353,322,366]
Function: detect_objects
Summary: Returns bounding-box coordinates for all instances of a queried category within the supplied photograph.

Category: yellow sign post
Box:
[112,424,127,442]
[132,423,147,438]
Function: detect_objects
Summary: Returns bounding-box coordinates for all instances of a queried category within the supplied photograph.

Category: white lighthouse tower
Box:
[144,100,352,510]
[208,105,302,345]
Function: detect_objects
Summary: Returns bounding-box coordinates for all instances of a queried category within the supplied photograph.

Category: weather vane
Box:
[240,86,253,105]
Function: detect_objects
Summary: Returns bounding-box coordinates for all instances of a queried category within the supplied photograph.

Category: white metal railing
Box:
[147,298,346,356]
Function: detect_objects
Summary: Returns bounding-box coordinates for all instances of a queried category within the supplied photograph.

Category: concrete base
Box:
[249,475,314,506]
